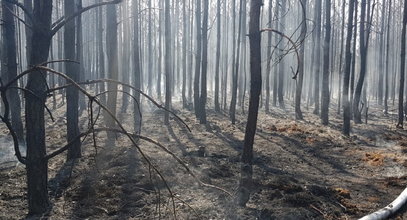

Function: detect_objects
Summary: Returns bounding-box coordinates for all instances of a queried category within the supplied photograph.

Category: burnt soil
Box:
[2,97,407,219]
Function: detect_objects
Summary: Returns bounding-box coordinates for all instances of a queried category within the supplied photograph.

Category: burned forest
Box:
[3,0,407,219]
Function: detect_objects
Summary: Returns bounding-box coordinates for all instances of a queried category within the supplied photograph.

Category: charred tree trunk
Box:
[353,0,368,124]
[342,0,356,136]
[199,0,208,124]
[229,0,243,124]
[182,1,188,108]
[105,3,119,139]
[350,1,358,113]
[384,0,392,114]
[265,0,272,113]
[97,0,106,105]
[272,1,280,107]
[25,0,53,215]
[398,0,407,128]
[147,0,153,96]
[321,0,331,125]
[194,0,202,119]
[1,1,24,141]
[164,0,172,124]
[277,0,286,109]
[378,0,386,106]
[214,0,222,112]
[64,0,81,159]
[312,0,322,115]
[295,0,307,120]
[133,0,141,132]
[238,0,262,207]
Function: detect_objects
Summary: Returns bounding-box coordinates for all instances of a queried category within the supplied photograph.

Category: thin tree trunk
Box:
[278,0,286,109]
[194,0,202,118]
[182,1,188,108]
[384,0,392,114]
[321,0,331,125]
[1,1,24,141]
[214,0,222,112]
[312,0,322,115]
[64,0,81,159]
[230,0,244,124]
[199,0,209,124]
[398,0,407,128]
[353,0,368,123]
[133,0,141,132]
[238,0,262,207]
[164,0,172,124]
[295,0,307,120]
[265,0,272,113]
[342,0,356,136]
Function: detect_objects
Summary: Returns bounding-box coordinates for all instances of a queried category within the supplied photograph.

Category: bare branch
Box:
[260,28,301,79]
[48,79,191,132]
[51,0,122,36]
[2,0,33,22]
[3,4,32,30]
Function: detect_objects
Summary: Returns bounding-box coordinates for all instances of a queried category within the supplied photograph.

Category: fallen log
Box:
[359,187,407,220]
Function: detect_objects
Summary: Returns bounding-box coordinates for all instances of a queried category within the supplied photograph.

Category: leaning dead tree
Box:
[0,64,230,217]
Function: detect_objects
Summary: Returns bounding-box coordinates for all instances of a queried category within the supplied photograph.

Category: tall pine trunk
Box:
[295,0,307,120]
[199,0,209,124]
[164,0,172,124]
[1,1,24,141]
[64,0,81,159]
[342,0,356,136]
[398,0,407,128]
[238,0,262,207]
[194,0,202,118]
[321,0,331,125]
[25,0,53,215]
[214,0,222,112]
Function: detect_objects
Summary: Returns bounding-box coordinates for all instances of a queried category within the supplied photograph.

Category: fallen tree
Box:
[359,187,407,220]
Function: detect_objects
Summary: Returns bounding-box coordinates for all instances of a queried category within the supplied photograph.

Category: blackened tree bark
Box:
[350,1,358,111]
[182,1,188,108]
[384,0,392,114]
[1,1,24,141]
[120,0,131,113]
[97,0,106,105]
[25,0,53,215]
[230,0,243,124]
[378,0,386,106]
[199,0,208,124]
[295,0,307,120]
[272,1,279,107]
[238,0,262,207]
[64,0,81,159]
[133,0,141,131]
[157,0,163,101]
[312,0,322,115]
[214,0,222,112]
[398,0,407,128]
[147,0,153,96]
[23,0,33,66]
[277,0,286,109]
[265,0,272,113]
[342,0,356,136]
[164,0,172,124]
[105,3,119,138]
[353,0,369,124]
[194,0,202,119]
[337,0,346,114]
[321,0,331,125]
[76,0,86,113]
